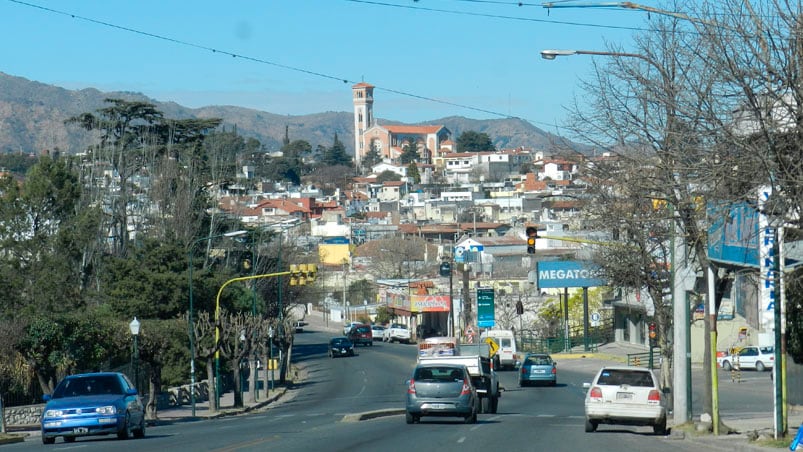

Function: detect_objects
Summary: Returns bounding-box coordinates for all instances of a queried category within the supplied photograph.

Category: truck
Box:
[417,338,500,414]
[480,329,517,370]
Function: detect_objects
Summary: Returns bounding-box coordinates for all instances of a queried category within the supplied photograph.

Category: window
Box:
[597,369,654,387]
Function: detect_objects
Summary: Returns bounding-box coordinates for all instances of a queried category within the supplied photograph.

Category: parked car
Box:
[40,372,146,444]
[405,363,478,424]
[347,324,373,346]
[583,366,667,435]
[518,353,557,387]
[328,337,355,358]
[371,324,386,341]
[383,323,412,343]
[343,321,362,336]
[718,345,774,371]
[294,321,306,333]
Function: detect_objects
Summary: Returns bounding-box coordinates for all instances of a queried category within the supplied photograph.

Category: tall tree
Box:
[322,133,352,167]
[400,140,419,164]
[456,131,495,152]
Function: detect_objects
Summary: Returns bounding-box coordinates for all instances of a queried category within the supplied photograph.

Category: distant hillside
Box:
[0,72,586,156]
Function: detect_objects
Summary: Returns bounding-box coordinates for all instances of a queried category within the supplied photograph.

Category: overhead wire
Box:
[5,0,670,133]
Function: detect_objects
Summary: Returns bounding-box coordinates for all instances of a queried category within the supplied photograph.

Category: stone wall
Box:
[3,381,209,429]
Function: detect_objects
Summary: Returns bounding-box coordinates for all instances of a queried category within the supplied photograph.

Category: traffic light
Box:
[526,226,538,254]
[439,261,452,277]
[515,300,524,315]
[648,321,657,348]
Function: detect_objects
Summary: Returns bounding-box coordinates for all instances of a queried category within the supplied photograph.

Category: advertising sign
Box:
[476,288,495,328]
[537,261,606,288]
[410,295,450,313]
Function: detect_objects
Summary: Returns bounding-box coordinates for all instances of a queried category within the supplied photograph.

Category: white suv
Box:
[718,346,774,371]
[583,366,667,435]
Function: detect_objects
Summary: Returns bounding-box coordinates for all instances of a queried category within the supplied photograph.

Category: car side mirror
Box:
[582,382,591,389]
[43,394,52,402]
[515,361,521,369]
[405,379,411,385]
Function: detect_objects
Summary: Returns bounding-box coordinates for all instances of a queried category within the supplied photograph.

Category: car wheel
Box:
[42,436,55,445]
[465,410,477,424]
[134,415,146,439]
[756,361,766,372]
[480,397,490,414]
[117,412,132,439]
[490,395,499,414]
[722,360,732,371]
[653,418,667,435]
[64,436,76,443]
[551,380,557,387]
[405,411,415,424]
[585,418,597,433]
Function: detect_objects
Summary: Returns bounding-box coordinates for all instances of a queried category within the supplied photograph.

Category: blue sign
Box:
[537,261,606,288]
[323,236,350,245]
[476,288,495,328]
[707,201,759,267]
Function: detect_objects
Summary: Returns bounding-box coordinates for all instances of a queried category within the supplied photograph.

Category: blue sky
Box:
[1,0,662,137]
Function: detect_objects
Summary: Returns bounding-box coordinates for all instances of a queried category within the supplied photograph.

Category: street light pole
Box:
[540,45,698,426]
[129,317,140,391]
[188,229,247,416]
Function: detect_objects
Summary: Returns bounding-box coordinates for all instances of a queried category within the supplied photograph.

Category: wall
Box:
[3,381,209,429]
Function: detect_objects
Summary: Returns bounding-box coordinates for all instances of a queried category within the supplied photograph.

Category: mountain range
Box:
[0,72,583,156]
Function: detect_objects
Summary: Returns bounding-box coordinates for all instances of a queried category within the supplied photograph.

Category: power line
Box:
[345,0,654,32]
[5,0,578,132]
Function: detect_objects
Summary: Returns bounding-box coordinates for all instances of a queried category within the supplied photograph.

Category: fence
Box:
[517,317,614,355]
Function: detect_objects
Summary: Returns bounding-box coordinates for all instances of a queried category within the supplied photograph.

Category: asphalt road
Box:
[7,325,774,451]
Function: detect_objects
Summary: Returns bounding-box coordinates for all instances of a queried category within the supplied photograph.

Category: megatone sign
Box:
[537,261,606,288]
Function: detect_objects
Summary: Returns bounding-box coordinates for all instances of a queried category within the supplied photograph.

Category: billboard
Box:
[537,261,606,288]
[476,288,495,328]
[707,201,760,267]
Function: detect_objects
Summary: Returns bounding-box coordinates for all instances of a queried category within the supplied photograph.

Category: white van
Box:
[481,329,517,370]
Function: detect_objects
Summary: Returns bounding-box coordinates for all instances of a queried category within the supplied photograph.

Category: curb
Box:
[148,388,288,426]
[0,434,27,445]
[342,409,405,422]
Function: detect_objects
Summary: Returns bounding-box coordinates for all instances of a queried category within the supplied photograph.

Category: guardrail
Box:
[627,348,660,368]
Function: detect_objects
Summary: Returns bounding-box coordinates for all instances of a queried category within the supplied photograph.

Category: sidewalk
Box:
[553,342,802,450]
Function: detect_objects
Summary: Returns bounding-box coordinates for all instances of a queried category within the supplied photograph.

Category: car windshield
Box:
[596,369,654,387]
[331,339,350,345]
[53,375,124,398]
[414,367,464,382]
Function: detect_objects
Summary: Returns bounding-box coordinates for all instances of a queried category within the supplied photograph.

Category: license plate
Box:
[534,370,546,374]
[73,427,89,434]
[430,403,447,409]
[616,392,634,400]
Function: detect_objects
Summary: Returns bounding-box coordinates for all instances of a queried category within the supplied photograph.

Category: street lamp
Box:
[129,317,140,391]
[540,45,694,418]
[188,229,247,416]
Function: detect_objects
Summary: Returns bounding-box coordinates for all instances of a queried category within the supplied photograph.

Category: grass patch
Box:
[751,437,791,448]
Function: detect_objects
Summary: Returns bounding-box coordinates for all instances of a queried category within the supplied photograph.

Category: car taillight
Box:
[461,380,472,396]
[551,367,557,375]
[648,390,661,404]
[408,379,416,395]
[520,366,528,375]
[589,387,603,400]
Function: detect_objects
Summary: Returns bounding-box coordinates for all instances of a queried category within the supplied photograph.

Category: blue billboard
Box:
[537,261,606,288]
[707,201,759,267]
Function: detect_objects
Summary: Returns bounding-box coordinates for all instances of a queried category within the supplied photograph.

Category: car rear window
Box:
[525,356,552,366]
[414,367,465,382]
[596,369,654,387]
[357,326,371,333]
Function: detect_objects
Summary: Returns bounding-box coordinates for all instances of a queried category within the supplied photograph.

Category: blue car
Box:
[41,372,146,444]
[518,353,557,387]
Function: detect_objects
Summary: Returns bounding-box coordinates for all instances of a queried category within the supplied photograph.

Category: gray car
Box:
[405,363,478,424]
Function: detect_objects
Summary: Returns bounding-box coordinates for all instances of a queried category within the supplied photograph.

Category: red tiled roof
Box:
[384,125,445,134]
[352,82,374,88]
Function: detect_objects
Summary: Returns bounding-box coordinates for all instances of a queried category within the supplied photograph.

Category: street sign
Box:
[590,312,601,327]
[477,288,495,328]
[484,337,499,357]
